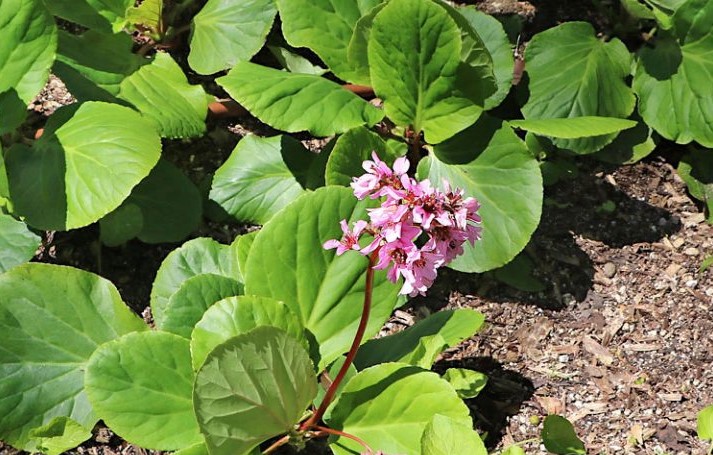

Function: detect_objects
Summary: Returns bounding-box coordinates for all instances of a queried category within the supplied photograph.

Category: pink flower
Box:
[351,152,409,200]
[325,153,482,297]
[323,220,368,255]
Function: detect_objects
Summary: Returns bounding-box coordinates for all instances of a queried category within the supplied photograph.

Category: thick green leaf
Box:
[6,102,161,230]
[234,231,257,277]
[699,405,713,440]
[162,274,243,338]
[678,148,713,222]
[456,7,513,109]
[118,52,208,138]
[85,331,201,450]
[151,237,240,327]
[29,417,91,455]
[190,295,305,371]
[622,0,657,19]
[369,0,486,143]
[354,309,485,369]
[421,122,542,272]
[125,0,162,34]
[267,44,327,75]
[44,0,133,32]
[218,62,383,136]
[188,0,276,75]
[194,326,317,455]
[421,414,487,455]
[0,263,146,451]
[210,134,327,224]
[442,368,488,399]
[0,0,56,103]
[99,203,143,247]
[502,446,527,455]
[0,147,8,205]
[122,159,203,244]
[244,187,401,369]
[346,3,387,85]
[522,22,636,153]
[541,415,586,455]
[509,117,637,140]
[0,89,27,135]
[633,2,713,147]
[593,120,657,164]
[326,363,471,455]
[325,126,404,186]
[174,442,210,455]
[315,356,358,407]
[277,0,380,82]
[492,252,547,292]
[0,213,40,273]
[53,30,144,103]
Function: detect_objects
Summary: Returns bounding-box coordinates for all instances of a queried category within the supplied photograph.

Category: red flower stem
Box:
[300,252,378,431]
[312,425,375,454]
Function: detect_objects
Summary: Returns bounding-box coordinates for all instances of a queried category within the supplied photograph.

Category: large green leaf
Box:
[118,52,208,138]
[420,121,542,272]
[699,405,713,440]
[0,89,27,135]
[5,102,161,230]
[29,417,92,455]
[325,126,404,186]
[235,231,257,276]
[44,0,133,32]
[194,326,317,455]
[325,363,471,455]
[151,237,240,328]
[53,30,145,103]
[522,22,636,153]
[442,368,488,399]
[0,0,56,103]
[0,213,40,273]
[421,414,487,455]
[98,203,143,247]
[541,415,586,455]
[0,263,146,451]
[190,295,305,371]
[456,7,514,109]
[277,0,381,82]
[85,331,202,450]
[188,0,277,75]
[218,62,383,136]
[369,0,486,144]
[210,134,328,224]
[633,1,713,147]
[119,159,203,244]
[678,148,713,222]
[509,117,637,140]
[354,309,485,369]
[346,3,387,86]
[162,274,243,338]
[244,187,401,369]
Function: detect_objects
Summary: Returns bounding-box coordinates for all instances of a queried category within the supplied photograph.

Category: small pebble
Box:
[684,247,700,256]
[558,354,570,363]
[603,262,617,278]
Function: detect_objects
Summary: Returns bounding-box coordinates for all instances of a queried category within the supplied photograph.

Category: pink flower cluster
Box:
[323,153,482,297]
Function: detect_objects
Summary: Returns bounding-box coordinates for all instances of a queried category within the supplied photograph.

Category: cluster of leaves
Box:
[1,0,712,453]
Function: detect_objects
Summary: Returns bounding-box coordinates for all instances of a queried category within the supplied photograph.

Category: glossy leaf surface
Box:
[190,295,305,371]
[189,0,277,75]
[194,327,316,455]
[0,263,146,451]
[218,62,383,136]
[245,187,401,369]
[326,363,470,455]
[6,102,161,230]
[85,332,202,450]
